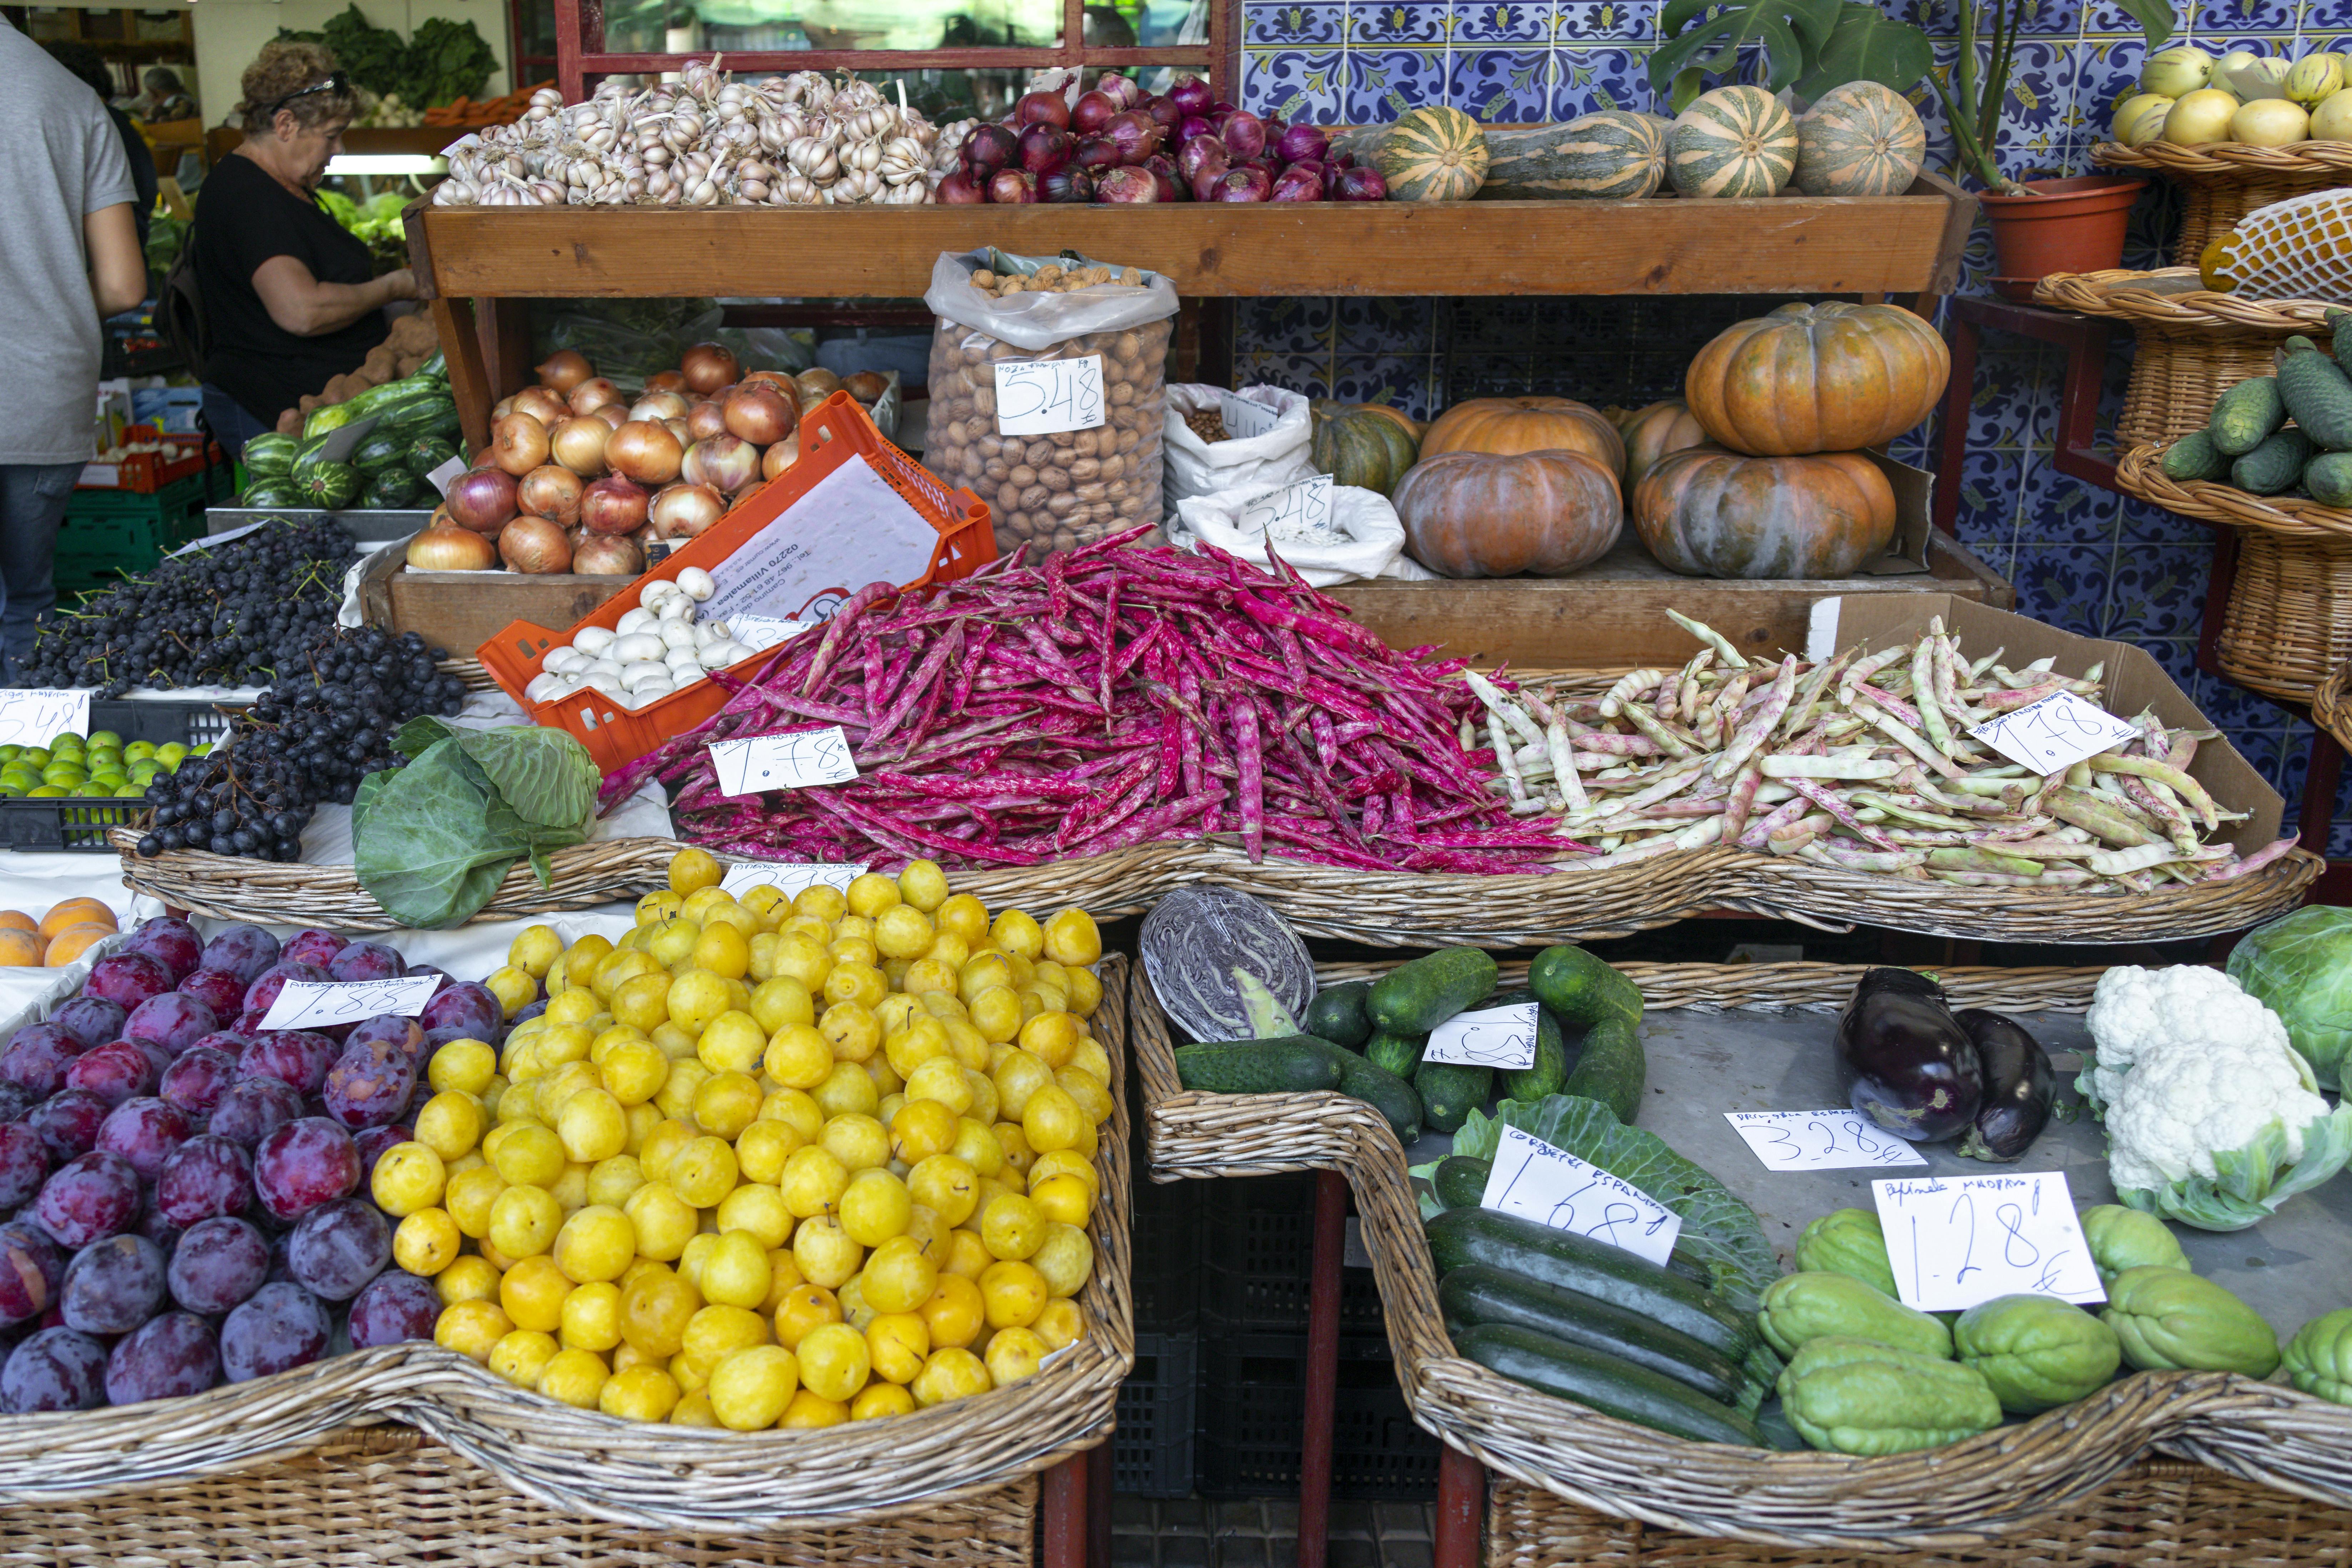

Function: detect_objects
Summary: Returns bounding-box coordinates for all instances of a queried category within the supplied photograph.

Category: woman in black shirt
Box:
[192,40,414,456]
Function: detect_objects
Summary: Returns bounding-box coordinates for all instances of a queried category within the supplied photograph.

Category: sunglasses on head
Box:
[263,71,350,122]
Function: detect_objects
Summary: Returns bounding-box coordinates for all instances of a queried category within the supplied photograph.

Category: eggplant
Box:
[1834,968,1983,1142]
[1953,1008,2055,1163]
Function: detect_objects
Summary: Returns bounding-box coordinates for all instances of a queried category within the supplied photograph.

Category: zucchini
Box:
[1433,1154,1491,1210]
[1365,1029,1426,1079]
[2308,451,2352,507]
[2232,427,2313,495]
[2208,375,2286,456]
[1335,1052,1423,1142]
[1455,1323,1764,1447]
[1527,945,1644,1029]
[1425,1204,1759,1362]
[2160,429,2228,482]
[1414,1060,1492,1133]
[2276,335,2352,451]
[1752,1396,1808,1452]
[1368,947,1499,1034]
[1174,1036,1345,1095]
[1563,1015,1646,1126]
[1440,1263,1756,1411]
[1305,982,1373,1050]
[302,402,361,439]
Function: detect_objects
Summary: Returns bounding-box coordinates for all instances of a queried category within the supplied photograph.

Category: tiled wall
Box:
[1229,0,2352,854]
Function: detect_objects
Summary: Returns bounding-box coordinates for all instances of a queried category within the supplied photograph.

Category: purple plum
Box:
[280,929,347,968]
[48,998,126,1051]
[80,952,174,1011]
[120,917,204,983]
[125,992,218,1056]
[177,969,248,1018]
[199,926,280,987]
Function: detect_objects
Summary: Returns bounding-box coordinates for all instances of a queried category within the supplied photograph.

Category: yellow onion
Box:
[607,419,684,486]
[570,533,643,576]
[762,433,800,479]
[498,514,573,574]
[406,526,498,570]
[548,415,610,476]
[650,482,727,539]
[518,463,584,522]
[535,349,593,393]
[680,342,740,395]
[512,385,570,427]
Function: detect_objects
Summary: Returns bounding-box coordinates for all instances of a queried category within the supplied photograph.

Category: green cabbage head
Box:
[2227,905,2352,1090]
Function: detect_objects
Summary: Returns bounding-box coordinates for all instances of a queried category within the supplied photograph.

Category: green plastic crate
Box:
[56,475,210,592]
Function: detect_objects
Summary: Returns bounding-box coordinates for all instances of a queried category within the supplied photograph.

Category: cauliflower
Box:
[2081,964,2295,1109]
[2103,1039,2330,1189]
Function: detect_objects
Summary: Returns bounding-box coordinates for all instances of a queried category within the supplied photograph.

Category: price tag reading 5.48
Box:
[1237,474,1335,540]
[0,690,91,750]
[1480,1125,1682,1267]
[1966,690,2140,774]
[994,356,1106,437]
[708,726,859,797]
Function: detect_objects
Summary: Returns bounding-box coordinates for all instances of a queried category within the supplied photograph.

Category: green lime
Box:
[123,741,156,763]
[26,786,66,799]
[18,748,50,769]
[111,782,145,799]
[86,730,121,750]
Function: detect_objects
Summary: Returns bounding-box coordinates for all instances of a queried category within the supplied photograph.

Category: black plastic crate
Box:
[1198,1173,1384,1334]
[0,698,238,852]
[1129,1170,1202,1331]
[1114,1330,1197,1498]
[1193,1330,1440,1502]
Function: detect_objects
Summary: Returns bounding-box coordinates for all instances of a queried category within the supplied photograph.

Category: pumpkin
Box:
[1634,447,1898,579]
[1375,107,1491,202]
[1795,83,1927,197]
[1620,398,1711,491]
[1310,403,1422,495]
[1668,86,1798,198]
[1396,451,1623,578]
[1685,301,1950,456]
[1480,111,1669,200]
[1419,396,1626,474]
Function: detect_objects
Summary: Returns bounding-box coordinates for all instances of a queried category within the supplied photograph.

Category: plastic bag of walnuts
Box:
[922,248,1179,553]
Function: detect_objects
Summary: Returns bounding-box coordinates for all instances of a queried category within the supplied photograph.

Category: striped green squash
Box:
[1374,107,1491,202]
[1667,86,1797,199]
[1794,83,1927,197]
[1479,111,1671,200]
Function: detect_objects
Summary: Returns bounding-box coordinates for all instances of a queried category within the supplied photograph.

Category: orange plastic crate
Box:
[477,394,995,775]
[78,427,223,493]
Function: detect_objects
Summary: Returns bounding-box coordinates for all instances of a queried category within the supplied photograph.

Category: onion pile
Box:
[519,569,764,712]
[434,63,949,209]
[937,73,1381,205]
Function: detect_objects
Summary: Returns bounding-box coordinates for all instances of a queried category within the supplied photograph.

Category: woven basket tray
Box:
[2034,269,2303,449]
[0,1425,1040,1567]
[2316,660,2352,752]
[2090,141,2352,267]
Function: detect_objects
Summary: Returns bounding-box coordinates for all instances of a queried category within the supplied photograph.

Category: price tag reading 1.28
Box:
[0,690,92,750]
[1873,1170,2105,1313]
[708,726,859,797]
[1966,689,2141,774]
[260,975,443,1031]
[994,356,1107,437]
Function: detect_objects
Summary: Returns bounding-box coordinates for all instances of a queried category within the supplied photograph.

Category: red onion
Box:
[581,473,650,535]
[1093,165,1161,204]
[1179,115,1214,143]
[1272,164,1325,202]
[1214,165,1273,202]
[988,168,1037,204]
[607,419,684,486]
[650,482,726,540]
[1169,74,1212,117]
[680,343,739,395]
[518,463,584,522]
[1190,164,1228,203]
[1073,134,1123,171]
[1097,73,1143,111]
[964,121,1019,174]
[1207,108,1234,138]
[571,533,643,577]
[1104,109,1161,163]
[1331,149,1355,169]
[446,467,518,534]
[1142,153,1183,203]
[1266,114,1288,139]
[682,433,759,493]
[1040,166,1094,204]
[1143,94,1183,134]
[937,169,987,204]
[1015,89,1071,129]
[1177,134,1229,183]
[1334,165,1388,201]
[498,514,572,574]
[1276,123,1329,165]
[1071,90,1117,134]
[1020,122,1073,175]
[492,413,550,477]
[721,382,795,445]
[1221,110,1266,160]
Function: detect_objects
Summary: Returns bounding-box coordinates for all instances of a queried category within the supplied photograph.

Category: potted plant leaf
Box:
[1651,0,2176,291]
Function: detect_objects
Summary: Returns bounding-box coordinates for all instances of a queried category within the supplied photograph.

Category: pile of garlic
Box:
[522,569,757,710]
[434,61,949,208]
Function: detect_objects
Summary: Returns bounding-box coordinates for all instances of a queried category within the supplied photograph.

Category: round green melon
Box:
[1374,106,1491,203]
[1668,86,1798,199]
[1795,82,1928,197]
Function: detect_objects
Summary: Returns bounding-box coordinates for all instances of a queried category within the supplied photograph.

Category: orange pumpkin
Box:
[1620,399,1711,492]
[1634,447,1896,579]
[1395,451,1623,578]
[1418,396,1625,475]
[1684,302,1949,457]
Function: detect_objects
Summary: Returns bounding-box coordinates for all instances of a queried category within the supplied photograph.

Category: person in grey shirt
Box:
[0,20,148,679]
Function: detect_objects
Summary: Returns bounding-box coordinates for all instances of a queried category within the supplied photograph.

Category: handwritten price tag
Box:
[0,691,93,749]
[1237,474,1335,539]
[994,356,1106,436]
[1481,1125,1682,1267]
[260,975,443,1031]
[724,614,812,653]
[1725,1110,1929,1172]
[423,456,468,498]
[719,861,867,900]
[1967,690,2140,774]
[1423,1002,1540,1070]
[1214,390,1283,442]
[1873,1170,2104,1313]
[707,726,859,797]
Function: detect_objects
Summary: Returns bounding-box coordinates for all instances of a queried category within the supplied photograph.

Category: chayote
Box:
[1776,1336,2004,1456]
[2101,1266,2281,1378]
[1756,1270,1953,1362]
[1954,1294,2124,1414]
[1794,1208,1897,1298]
[2284,1309,2352,1403]
[2080,1204,2191,1284]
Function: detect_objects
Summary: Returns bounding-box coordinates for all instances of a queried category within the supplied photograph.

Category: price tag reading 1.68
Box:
[708,726,859,797]
[1966,689,2141,773]
[260,975,443,1032]
[994,356,1106,436]
[0,690,92,749]
[1481,1125,1682,1266]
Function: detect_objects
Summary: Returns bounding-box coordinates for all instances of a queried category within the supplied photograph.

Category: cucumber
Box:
[2308,451,2352,507]
[2232,427,2313,494]
[1335,1052,1422,1142]
[2277,335,2352,451]
[1455,1323,1764,1447]
[1425,1204,1759,1362]
[1753,1397,1807,1452]
[1563,1015,1646,1125]
[1527,945,1644,1028]
[1174,1036,1346,1095]
[1414,1060,1492,1133]
[1304,982,1373,1050]
[2208,375,2286,456]
[1433,1154,1491,1209]
[1498,992,1568,1101]
[2160,429,2228,482]
[1440,1264,1756,1411]
[1365,1029,1426,1079]
[1368,948,1499,1034]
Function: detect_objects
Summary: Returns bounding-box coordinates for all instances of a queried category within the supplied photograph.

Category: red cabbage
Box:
[1138,886,1315,1045]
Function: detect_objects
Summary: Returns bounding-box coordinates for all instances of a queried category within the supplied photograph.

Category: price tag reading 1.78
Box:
[708,726,859,797]
[994,356,1107,437]
[1966,689,2141,774]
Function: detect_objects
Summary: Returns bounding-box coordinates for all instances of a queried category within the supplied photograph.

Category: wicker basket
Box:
[2316,659,2352,752]
[2090,141,2352,267]
[0,1425,1041,1567]
[2034,269,2303,448]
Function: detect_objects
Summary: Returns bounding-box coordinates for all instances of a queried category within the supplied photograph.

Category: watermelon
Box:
[407,434,460,475]
[1794,83,1927,197]
[352,430,409,475]
[242,433,299,477]
[1667,86,1797,199]
[1481,111,1670,200]
[418,348,446,378]
[238,479,303,509]
[1373,107,1490,202]
[301,402,362,440]
[361,469,421,509]
[293,460,361,510]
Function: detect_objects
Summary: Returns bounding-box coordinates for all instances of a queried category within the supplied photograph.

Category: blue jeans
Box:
[0,463,75,680]
[200,385,273,463]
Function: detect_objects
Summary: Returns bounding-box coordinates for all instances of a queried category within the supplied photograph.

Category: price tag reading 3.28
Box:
[708,726,859,797]
[260,975,443,1032]
[1724,1110,1928,1172]
[994,356,1107,437]
[1966,689,2141,774]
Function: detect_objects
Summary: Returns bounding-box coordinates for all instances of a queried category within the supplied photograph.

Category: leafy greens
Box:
[353,720,597,927]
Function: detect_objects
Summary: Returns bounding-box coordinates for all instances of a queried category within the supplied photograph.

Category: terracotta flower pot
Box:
[1979,175,2147,301]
